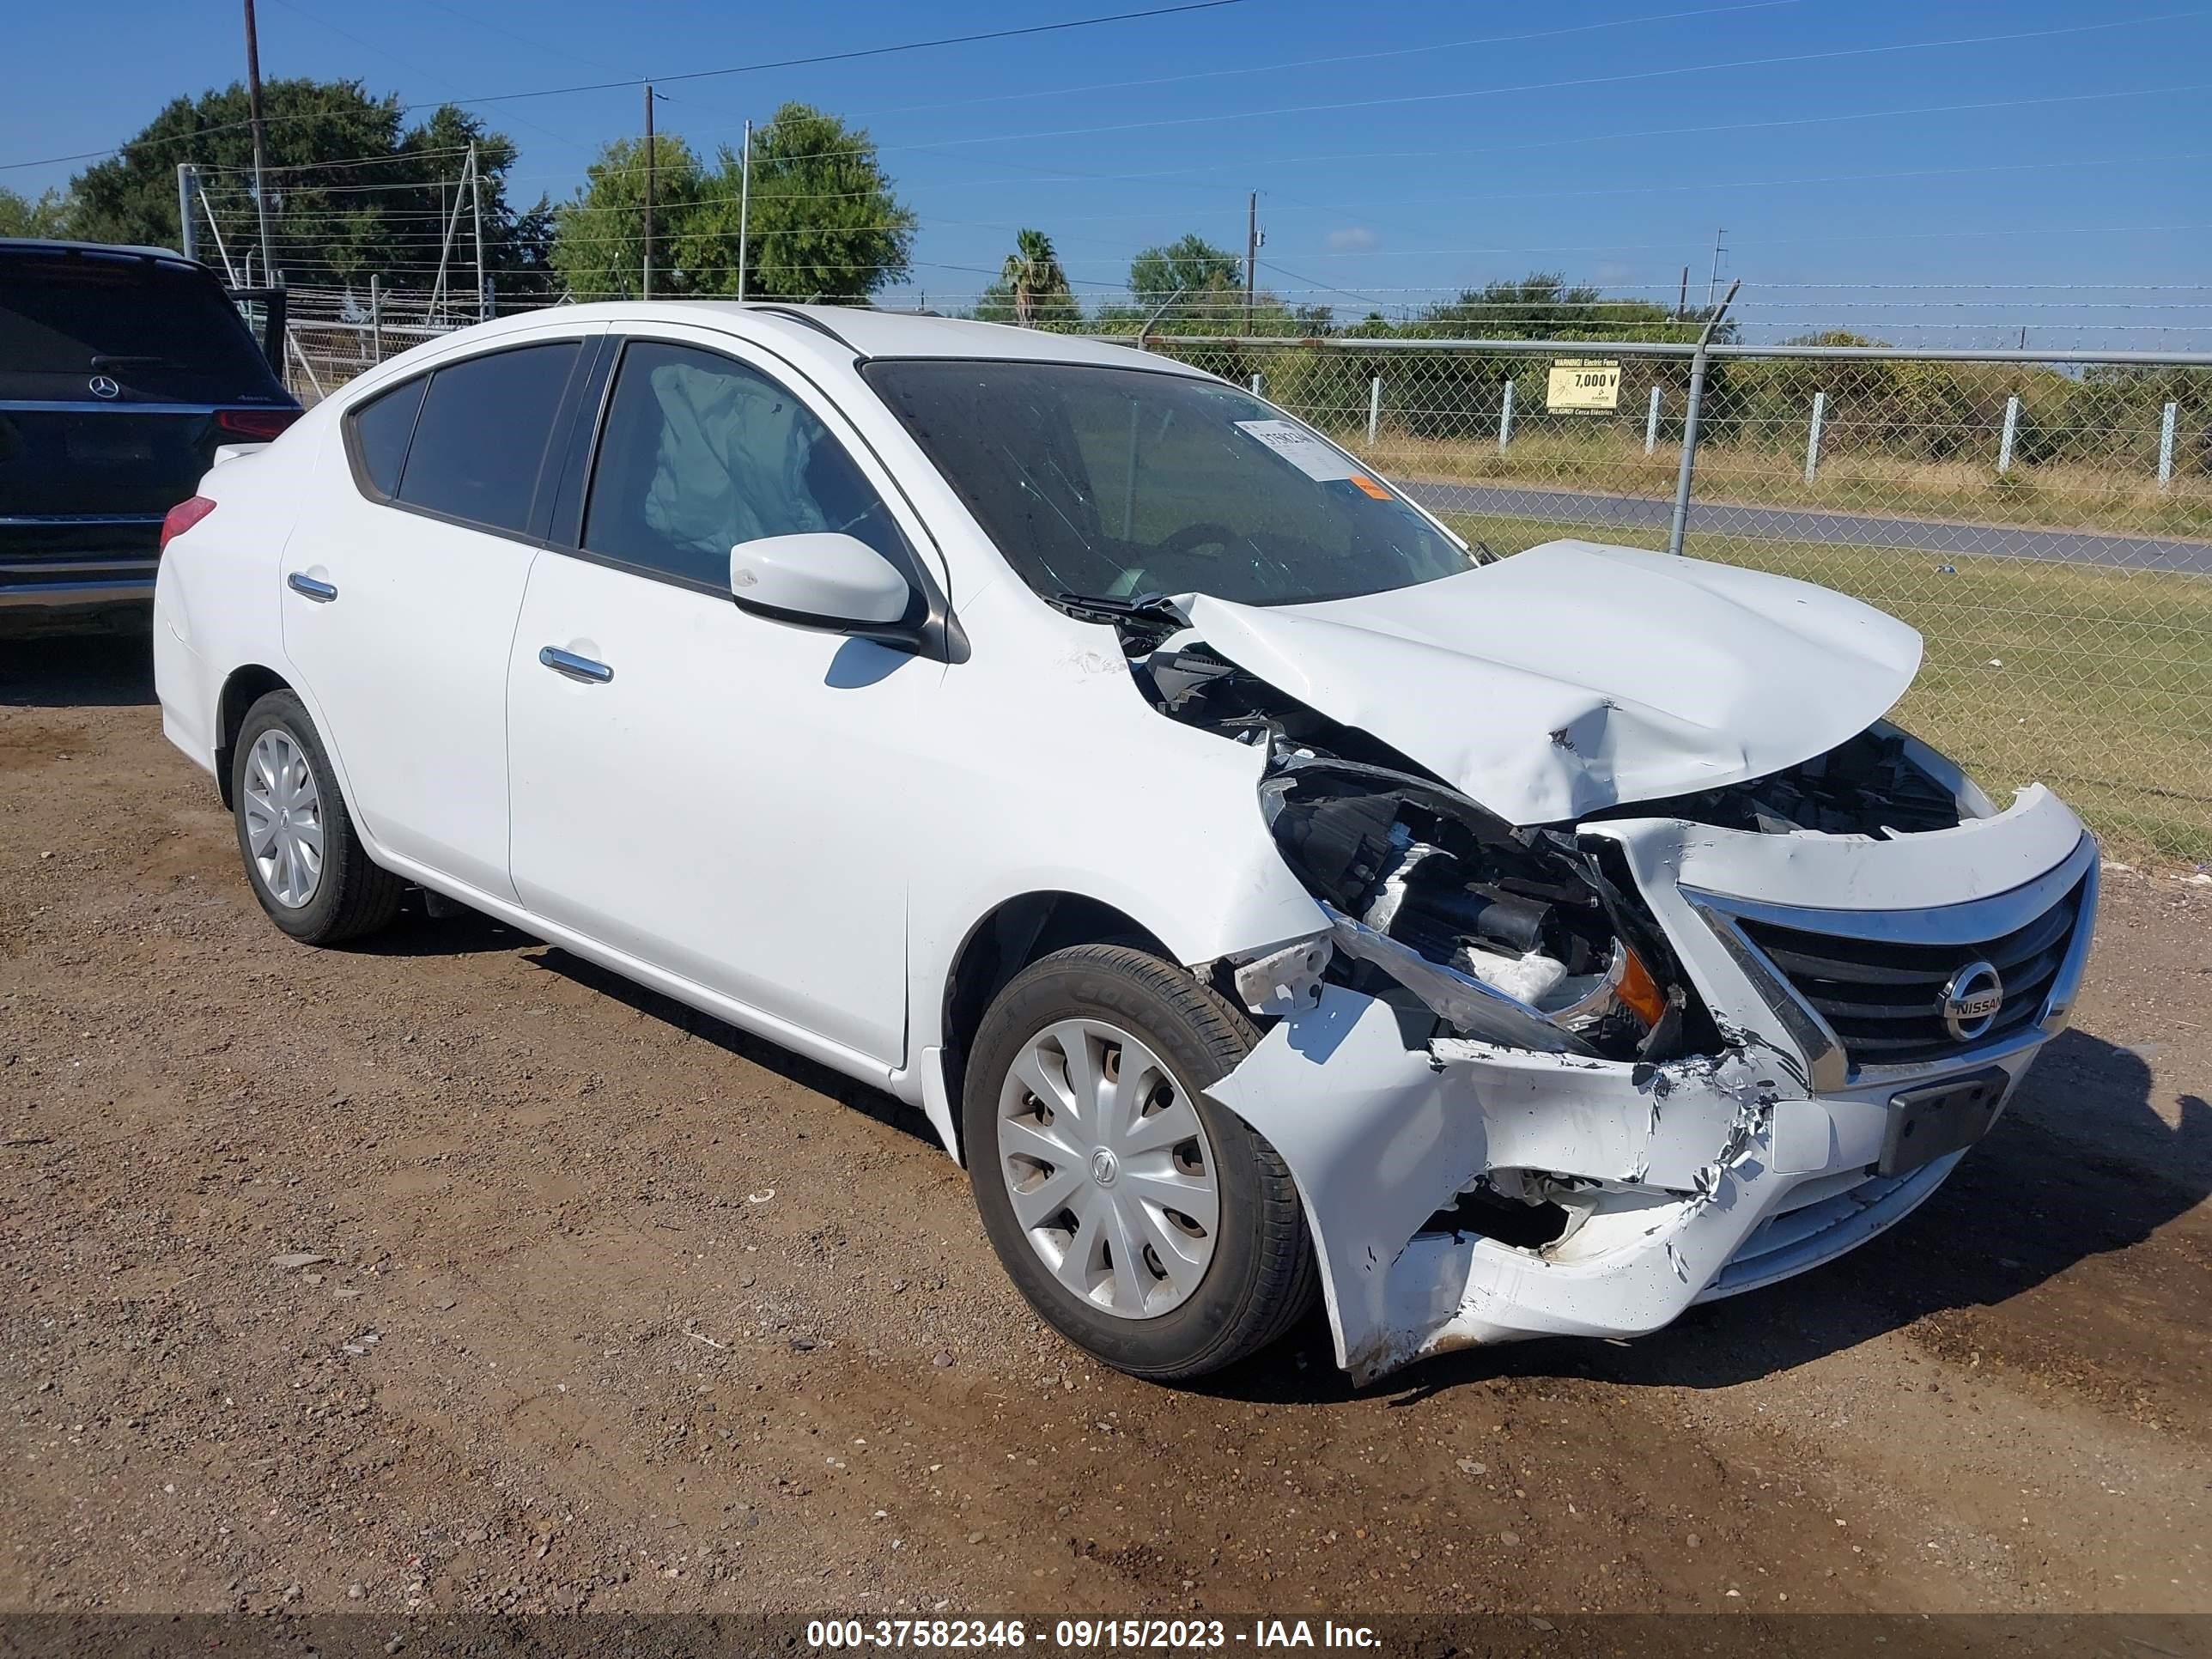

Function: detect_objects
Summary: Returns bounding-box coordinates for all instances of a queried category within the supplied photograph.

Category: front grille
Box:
[1739,877,2086,1070]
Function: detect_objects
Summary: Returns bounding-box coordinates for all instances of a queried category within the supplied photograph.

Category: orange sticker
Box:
[1348,474,1392,501]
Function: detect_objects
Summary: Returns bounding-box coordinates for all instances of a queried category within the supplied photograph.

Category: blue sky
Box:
[3,0,2207,343]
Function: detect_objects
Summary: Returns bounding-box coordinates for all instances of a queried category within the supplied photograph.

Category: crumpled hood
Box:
[1181,539,1923,824]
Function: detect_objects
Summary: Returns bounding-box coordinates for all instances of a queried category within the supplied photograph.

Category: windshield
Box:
[862,359,1474,607]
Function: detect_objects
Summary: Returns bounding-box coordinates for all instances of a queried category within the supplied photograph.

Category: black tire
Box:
[963,944,1319,1381]
[229,689,403,945]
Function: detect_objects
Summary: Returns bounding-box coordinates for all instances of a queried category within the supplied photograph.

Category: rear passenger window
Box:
[393,342,580,535]
[581,340,908,589]
[348,376,427,499]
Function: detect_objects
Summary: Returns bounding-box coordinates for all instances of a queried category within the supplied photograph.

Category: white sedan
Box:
[153,305,2096,1382]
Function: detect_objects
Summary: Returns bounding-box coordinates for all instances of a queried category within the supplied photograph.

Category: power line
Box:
[439,52,2212,191]
[858,9,2211,153]
[481,0,1243,102]
[828,0,1804,125]
[0,0,1242,173]
[1297,222,2212,262]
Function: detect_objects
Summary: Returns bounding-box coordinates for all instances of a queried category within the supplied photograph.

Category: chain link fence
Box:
[1140,334,2212,865]
[274,286,505,404]
[249,291,2212,862]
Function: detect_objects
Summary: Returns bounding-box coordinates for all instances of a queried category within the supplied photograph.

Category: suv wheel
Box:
[230,690,402,944]
[963,945,1318,1380]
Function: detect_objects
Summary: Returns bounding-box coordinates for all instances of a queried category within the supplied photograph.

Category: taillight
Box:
[216,407,301,441]
[160,495,217,553]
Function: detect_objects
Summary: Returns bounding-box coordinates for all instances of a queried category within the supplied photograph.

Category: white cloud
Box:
[1326,227,1378,252]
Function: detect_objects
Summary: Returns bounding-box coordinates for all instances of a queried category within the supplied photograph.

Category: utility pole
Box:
[428,162,470,322]
[241,0,276,289]
[176,163,198,264]
[469,141,488,322]
[1676,264,1688,324]
[737,118,752,301]
[1706,227,1727,313]
[641,82,656,300]
[1243,191,1259,335]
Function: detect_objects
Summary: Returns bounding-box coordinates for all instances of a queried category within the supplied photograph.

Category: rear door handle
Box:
[538,645,613,684]
[286,572,337,603]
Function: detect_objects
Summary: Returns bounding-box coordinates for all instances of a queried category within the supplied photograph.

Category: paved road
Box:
[1405,479,2212,575]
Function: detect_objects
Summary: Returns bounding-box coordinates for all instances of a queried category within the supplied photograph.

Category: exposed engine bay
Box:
[1129,635,1970,1069]
[1591,724,1964,838]
[1039,559,2090,1382]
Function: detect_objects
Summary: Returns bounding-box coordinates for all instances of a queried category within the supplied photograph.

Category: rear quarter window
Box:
[346,377,428,500]
[387,341,581,537]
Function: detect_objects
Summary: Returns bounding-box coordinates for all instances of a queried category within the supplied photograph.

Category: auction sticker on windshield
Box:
[1234,417,1361,481]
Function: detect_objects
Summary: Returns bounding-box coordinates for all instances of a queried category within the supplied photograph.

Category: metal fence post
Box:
[1804,390,1827,484]
[1249,373,1263,396]
[1668,278,1739,556]
[1998,394,2021,475]
[1498,379,1516,453]
[369,276,382,364]
[1644,384,1661,455]
[1367,375,1382,447]
[176,163,197,264]
[2158,400,2179,490]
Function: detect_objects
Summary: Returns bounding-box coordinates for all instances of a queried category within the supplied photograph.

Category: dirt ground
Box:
[3,630,2208,1623]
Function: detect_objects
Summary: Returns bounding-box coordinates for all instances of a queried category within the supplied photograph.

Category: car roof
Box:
[481,301,1208,378]
[0,237,208,270]
[743,304,1186,368]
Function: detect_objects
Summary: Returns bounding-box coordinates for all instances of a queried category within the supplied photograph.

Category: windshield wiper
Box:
[1048,590,1188,628]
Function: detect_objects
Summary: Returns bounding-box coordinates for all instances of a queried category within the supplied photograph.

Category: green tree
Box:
[0,186,73,238]
[67,79,549,293]
[1127,233,1241,316]
[1413,273,1688,340]
[675,103,915,301]
[981,228,1077,327]
[549,135,704,301]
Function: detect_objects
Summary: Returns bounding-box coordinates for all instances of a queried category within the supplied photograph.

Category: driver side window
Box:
[582,339,907,591]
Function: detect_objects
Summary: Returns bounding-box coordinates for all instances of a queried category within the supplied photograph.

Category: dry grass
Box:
[1440,512,2212,865]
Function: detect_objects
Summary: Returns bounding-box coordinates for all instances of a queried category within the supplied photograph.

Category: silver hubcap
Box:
[996,1018,1219,1320]
[242,729,325,908]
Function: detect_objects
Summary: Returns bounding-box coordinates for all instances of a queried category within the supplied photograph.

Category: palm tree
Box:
[1000,228,1068,327]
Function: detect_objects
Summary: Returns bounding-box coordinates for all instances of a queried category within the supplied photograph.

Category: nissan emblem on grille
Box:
[1940,960,2005,1042]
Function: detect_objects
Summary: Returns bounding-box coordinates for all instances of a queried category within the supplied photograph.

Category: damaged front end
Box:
[1128,614,2096,1383]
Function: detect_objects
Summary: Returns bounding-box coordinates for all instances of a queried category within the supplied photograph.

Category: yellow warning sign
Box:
[1547,359,1622,412]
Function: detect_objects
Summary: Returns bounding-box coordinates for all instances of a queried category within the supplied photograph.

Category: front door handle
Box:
[538,645,613,684]
[287,572,338,603]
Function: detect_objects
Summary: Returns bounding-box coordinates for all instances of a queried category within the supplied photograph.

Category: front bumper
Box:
[1206,786,2096,1382]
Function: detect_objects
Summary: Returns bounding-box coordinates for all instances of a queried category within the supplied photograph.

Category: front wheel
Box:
[963,945,1318,1380]
[230,690,402,945]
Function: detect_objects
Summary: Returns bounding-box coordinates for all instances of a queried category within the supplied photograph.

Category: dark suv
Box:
[1,240,300,617]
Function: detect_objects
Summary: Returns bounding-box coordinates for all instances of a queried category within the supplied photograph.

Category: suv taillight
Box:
[216,407,301,441]
[160,495,216,553]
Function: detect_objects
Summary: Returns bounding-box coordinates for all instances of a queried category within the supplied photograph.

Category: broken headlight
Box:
[1261,753,1679,1060]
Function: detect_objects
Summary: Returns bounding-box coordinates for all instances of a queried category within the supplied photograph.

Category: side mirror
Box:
[729,532,915,632]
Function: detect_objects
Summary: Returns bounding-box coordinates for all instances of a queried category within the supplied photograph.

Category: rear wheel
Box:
[230,690,402,945]
[963,945,1317,1380]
